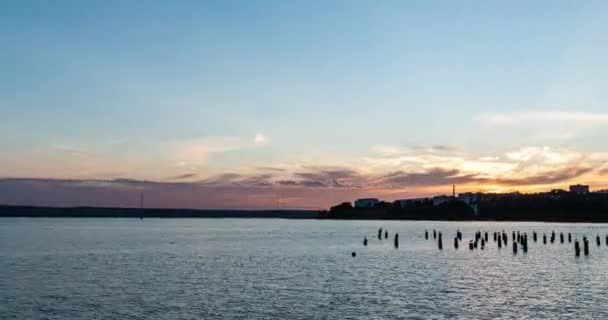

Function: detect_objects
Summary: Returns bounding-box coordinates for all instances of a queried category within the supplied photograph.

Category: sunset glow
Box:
[2,1,608,208]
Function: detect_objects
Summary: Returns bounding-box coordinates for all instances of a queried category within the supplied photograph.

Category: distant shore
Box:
[0,205,320,219]
[2,205,608,223]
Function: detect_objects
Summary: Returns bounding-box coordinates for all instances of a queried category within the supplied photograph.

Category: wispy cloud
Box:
[474,110,608,141]
[475,110,608,126]
[254,133,267,145]
[170,133,269,168]
[165,173,198,181]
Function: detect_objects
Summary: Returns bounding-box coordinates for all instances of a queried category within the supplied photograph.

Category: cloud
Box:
[371,169,482,188]
[474,110,608,141]
[170,134,270,168]
[493,167,594,186]
[165,173,198,180]
[504,146,582,165]
[254,133,267,145]
[475,111,608,126]
[371,145,403,156]
[173,136,243,166]
[256,166,287,172]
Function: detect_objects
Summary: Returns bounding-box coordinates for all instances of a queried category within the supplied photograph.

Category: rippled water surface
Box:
[2,218,608,319]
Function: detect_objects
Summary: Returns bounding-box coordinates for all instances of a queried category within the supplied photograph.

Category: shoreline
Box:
[2,205,608,223]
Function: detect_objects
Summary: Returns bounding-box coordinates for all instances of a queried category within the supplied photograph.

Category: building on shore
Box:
[432,195,452,207]
[354,198,379,208]
[396,198,428,208]
[569,184,590,195]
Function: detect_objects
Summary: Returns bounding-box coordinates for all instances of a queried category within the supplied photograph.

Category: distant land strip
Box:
[0,205,320,219]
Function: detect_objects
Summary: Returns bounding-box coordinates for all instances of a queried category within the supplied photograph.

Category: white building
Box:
[354,198,379,208]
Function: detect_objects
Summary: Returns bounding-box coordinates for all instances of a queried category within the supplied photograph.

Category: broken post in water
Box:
[438,232,443,250]
[363,237,368,246]
[394,233,399,248]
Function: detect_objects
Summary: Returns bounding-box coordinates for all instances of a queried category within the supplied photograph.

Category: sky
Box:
[2,0,608,209]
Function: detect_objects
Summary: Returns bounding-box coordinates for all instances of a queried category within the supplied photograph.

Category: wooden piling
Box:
[433,229,437,239]
[385,230,388,239]
[575,240,580,257]
[394,233,399,248]
[584,237,589,255]
[560,233,564,243]
[363,237,368,246]
[513,241,517,254]
[543,234,547,244]
[454,237,459,249]
[425,230,428,240]
[568,233,572,243]
[533,232,537,242]
[597,235,601,247]
[378,228,382,240]
[438,232,443,250]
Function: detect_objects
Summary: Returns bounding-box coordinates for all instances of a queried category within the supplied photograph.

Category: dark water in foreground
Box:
[2,218,608,319]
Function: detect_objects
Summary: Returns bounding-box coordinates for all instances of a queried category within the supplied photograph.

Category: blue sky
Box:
[2,1,608,208]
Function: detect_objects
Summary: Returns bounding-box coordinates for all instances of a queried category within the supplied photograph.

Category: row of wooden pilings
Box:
[361,227,400,249]
[422,229,606,256]
[355,228,606,257]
